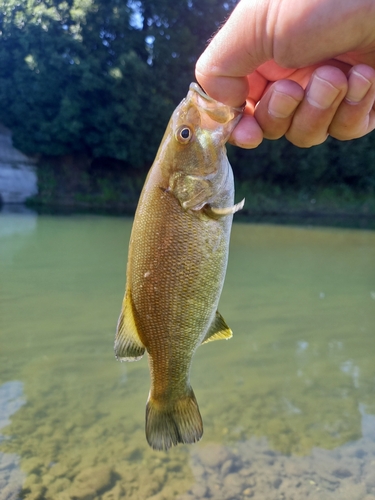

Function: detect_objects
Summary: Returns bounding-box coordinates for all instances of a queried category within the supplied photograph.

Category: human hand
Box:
[195,0,375,148]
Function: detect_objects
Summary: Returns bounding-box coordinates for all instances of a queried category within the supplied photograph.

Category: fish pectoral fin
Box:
[204,198,245,219]
[114,291,145,361]
[201,311,233,345]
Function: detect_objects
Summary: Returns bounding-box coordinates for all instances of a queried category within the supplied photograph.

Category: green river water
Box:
[0,208,374,500]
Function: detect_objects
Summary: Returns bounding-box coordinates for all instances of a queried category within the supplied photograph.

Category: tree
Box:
[0,0,374,199]
[0,0,236,167]
[134,0,235,102]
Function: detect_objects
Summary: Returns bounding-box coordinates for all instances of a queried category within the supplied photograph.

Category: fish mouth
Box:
[187,83,243,138]
[190,82,244,111]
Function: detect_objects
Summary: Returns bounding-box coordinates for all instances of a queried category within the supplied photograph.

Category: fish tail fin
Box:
[145,388,203,451]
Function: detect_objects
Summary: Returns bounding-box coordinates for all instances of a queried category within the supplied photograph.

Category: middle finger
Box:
[285,66,348,147]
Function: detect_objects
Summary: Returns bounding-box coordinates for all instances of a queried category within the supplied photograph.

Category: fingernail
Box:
[345,71,372,104]
[307,75,340,109]
[268,91,299,118]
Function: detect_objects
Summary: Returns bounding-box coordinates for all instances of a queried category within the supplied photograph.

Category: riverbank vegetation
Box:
[0,0,374,216]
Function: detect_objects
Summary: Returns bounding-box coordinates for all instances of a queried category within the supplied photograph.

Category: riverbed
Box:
[1,208,374,500]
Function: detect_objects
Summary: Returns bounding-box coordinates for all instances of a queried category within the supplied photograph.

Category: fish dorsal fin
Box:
[114,290,146,361]
[201,311,233,345]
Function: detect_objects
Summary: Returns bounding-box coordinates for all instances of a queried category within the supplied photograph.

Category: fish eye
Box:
[176,125,192,144]
[180,128,190,139]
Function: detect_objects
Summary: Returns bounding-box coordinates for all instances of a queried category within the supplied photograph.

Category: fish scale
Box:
[114,83,244,450]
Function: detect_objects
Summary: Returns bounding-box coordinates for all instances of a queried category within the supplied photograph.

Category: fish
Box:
[114,82,244,451]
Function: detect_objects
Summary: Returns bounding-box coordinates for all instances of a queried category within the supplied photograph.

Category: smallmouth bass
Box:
[115,83,244,450]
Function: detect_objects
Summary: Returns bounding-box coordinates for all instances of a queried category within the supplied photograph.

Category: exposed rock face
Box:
[0,124,38,204]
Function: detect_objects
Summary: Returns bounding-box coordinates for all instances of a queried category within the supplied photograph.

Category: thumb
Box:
[195,0,272,107]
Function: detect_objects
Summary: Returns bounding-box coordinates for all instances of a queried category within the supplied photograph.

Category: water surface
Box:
[0,209,374,500]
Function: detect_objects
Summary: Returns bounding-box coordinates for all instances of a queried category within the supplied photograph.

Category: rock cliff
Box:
[0,124,38,204]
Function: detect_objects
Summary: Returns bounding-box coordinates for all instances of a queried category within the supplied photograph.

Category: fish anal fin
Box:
[201,310,233,345]
[114,290,145,362]
[145,388,203,451]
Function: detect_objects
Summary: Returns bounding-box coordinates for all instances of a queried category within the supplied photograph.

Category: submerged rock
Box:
[180,434,375,500]
[68,465,113,499]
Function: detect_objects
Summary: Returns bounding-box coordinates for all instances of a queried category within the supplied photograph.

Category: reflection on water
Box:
[0,206,37,268]
[0,211,374,499]
[0,381,25,431]
[0,381,26,500]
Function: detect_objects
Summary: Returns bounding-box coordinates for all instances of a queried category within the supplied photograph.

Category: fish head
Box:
[159,83,243,212]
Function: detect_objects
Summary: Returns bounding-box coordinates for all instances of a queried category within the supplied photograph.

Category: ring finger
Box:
[285,66,348,147]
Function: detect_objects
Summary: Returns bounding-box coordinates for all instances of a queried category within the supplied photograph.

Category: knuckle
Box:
[263,129,285,140]
[328,121,364,141]
[285,131,327,148]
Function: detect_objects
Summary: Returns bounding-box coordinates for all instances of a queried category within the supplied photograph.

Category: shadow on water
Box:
[0,206,374,499]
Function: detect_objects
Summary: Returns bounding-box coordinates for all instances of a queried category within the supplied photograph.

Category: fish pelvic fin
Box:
[145,388,203,451]
[201,310,233,345]
[204,198,245,219]
[114,290,146,362]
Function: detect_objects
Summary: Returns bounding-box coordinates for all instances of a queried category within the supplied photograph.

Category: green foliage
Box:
[0,0,234,167]
[229,132,375,195]
[0,0,374,206]
[136,0,232,102]
[29,156,144,208]
[0,0,166,165]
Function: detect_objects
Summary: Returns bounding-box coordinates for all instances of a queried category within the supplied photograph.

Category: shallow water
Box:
[0,208,374,500]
